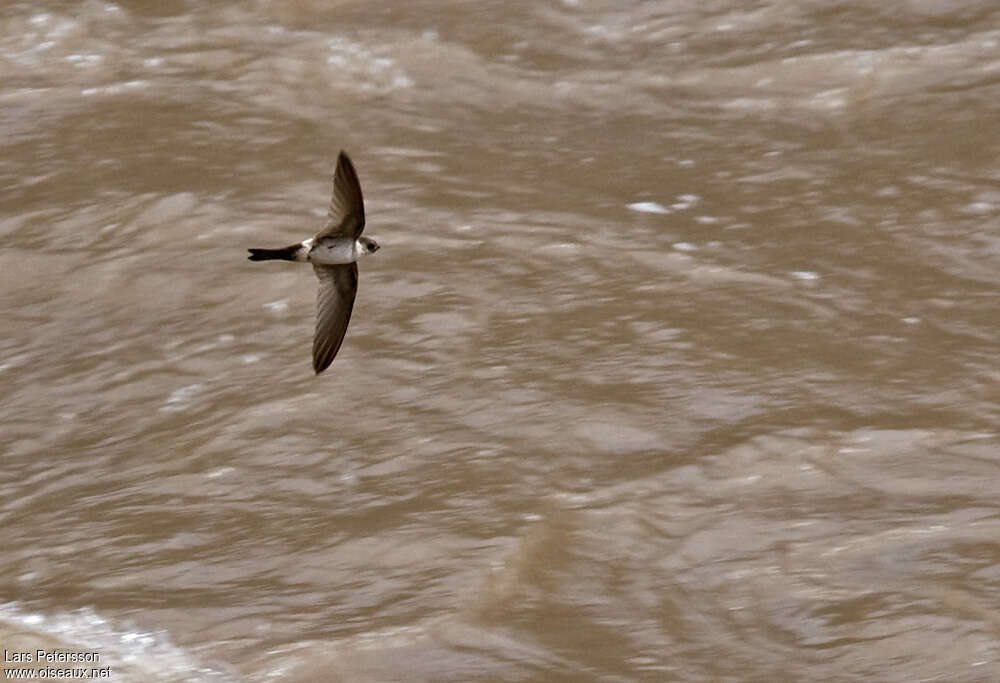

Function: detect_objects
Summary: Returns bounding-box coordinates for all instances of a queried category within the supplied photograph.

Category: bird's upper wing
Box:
[312,263,358,374]
[316,151,365,240]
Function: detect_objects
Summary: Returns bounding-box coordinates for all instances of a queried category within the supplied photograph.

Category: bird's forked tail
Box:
[248,245,301,261]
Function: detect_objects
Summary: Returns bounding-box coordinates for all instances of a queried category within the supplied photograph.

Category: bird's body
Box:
[248,235,379,266]
[248,151,379,374]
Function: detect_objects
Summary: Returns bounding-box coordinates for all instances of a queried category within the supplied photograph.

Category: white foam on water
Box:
[264,300,288,314]
[671,193,700,210]
[961,201,993,215]
[0,603,241,682]
[627,201,670,214]
[161,383,204,411]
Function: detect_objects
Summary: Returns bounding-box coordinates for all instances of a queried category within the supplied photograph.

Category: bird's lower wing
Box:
[312,263,358,374]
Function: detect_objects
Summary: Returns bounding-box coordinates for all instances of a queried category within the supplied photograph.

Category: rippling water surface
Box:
[2,1,1000,680]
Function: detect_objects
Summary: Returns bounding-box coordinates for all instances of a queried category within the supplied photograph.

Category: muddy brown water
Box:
[2,1,1000,681]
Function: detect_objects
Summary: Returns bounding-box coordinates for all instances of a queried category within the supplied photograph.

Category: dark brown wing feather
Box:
[316,151,365,240]
[312,263,358,374]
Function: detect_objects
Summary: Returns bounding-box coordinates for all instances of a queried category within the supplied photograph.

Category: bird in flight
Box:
[249,151,379,374]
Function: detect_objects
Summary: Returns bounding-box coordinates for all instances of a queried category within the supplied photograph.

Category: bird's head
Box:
[358,236,380,256]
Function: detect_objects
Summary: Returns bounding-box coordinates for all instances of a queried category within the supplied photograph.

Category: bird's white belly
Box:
[308,239,357,265]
